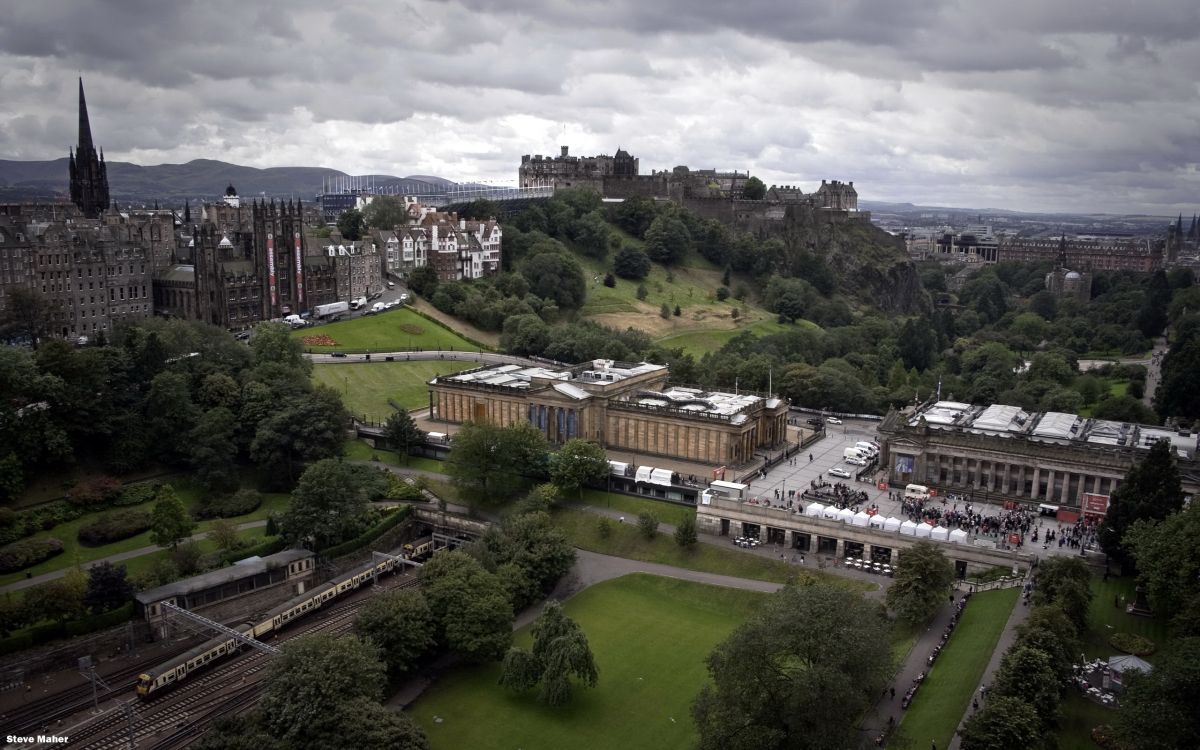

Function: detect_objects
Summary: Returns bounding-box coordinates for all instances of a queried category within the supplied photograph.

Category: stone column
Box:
[834,538,844,559]
[1031,467,1042,500]
[1045,469,1056,503]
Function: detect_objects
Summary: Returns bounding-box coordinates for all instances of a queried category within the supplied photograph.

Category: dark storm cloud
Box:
[0,0,1197,213]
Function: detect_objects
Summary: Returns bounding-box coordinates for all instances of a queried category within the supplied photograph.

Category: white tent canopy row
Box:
[781,504,973,544]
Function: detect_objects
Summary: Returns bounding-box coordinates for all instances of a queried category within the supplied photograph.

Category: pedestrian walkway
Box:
[0,520,269,594]
[858,596,962,747]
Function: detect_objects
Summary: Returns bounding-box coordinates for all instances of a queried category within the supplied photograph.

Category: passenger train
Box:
[136,539,434,697]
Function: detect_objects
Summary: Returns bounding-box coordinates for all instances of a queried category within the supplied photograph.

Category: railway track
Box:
[56,575,418,749]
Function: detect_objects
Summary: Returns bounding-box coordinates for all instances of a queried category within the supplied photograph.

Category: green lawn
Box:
[0,480,289,587]
[120,527,272,581]
[573,489,695,528]
[292,308,479,352]
[551,508,872,591]
[899,588,1020,750]
[1080,576,1171,661]
[656,318,812,358]
[414,574,766,750]
[312,360,474,421]
[1054,691,1115,750]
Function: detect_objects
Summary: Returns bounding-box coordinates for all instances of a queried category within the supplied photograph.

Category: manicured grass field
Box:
[1080,575,1171,661]
[574,489,696,528]
[414,574,766,750]
[0,481,289,587]
[898,588,1020,750]
[311,360,474,421]
[292,307,479,352]
[551,508,872,591]
[656,318,812,358]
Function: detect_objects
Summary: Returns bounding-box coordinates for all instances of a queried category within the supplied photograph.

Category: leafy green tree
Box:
[336,208,365,240]
[1100,439,1184,567]
[499,601,599,706]
[407,265,439,298]
[693,585,890,750]
[643,214,691,265]
[260,633,387,749]
[549,439,609,498]
[190,715,284,750]
[958,695,1044,750]
[83,562,134,613]
[899,317,937,371]
[383,410,425,460]
[1014,605,1083,685]
[355,588,436,675]
[446,421,550,506]
[674,513,698,549]
[1075,374,1104,405]
[1125,506,1200,617]
[250,321,308,370]
[885,541,954,625]
[1032,555,1093,632]
[1028,290,1058,320]
[1155,336,1200,420]
[612,246,652,280]
[742,176,766,200]
[989,645,1062,728]
[500,314,551,356]
[1092,393,1157,424]
[637,511,658,539]
[518,243,587,309]
[149,485,195,550]
[280,459,372,549]
[144,371,198,466]
[1113,636,1200,750]
[361,195,408,229]
[23,569,87,622]
[0,286,55,348]
[206,518,242,553]
[250,386,348,485]
[572,210,611,259]
[614,196,658,238]
[419,549,513,662]
[190,406,239,493]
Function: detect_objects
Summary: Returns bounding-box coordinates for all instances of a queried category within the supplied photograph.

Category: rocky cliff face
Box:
[776,207,929,315]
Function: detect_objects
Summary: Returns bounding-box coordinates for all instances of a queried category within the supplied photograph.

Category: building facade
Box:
[377,212,501,281]
[998,235,1162,272]
[429,360,789,465]
[877,400,1200,513]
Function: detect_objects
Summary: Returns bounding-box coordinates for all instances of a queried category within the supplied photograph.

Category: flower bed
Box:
[301,334,340,347]
[1108,632,1156,656]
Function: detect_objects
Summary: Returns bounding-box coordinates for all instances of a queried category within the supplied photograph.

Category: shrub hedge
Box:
[0,602,135,657]
[78,511,152,547]
[194,489,262,520]
[0,538,65,573]
[320,506,410,559]
[1109,632,1156,656]
[114,482,159,507]
[0,501,86,546]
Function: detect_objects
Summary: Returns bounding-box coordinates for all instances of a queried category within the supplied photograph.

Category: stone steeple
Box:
[68,78,110,218]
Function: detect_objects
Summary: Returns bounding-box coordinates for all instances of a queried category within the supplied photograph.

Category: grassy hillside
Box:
[311,360,474,421]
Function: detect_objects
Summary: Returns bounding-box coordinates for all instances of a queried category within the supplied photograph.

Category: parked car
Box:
[828,467,851,478]
[844,457,867,466]
[330,352,348,358]
[826,417,843,425]
[387,281,396,288]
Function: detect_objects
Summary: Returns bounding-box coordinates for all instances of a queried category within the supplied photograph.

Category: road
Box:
[305,349,540,365]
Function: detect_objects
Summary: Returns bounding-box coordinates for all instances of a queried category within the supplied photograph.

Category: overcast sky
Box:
[1,0,1198,215]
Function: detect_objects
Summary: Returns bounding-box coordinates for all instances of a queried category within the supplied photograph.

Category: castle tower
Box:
[68,78,110,218]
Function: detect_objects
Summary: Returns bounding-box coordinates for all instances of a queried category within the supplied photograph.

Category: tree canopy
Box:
[279,459,374,549]
[549,439,609,497]
[692,584,890,750]
[1125,505,1200,617]
[355,588,436,675]
[418,548,514,662]
[959,695,1044,750]
[1099,438,1184,567]
[499,600,599,706]
[336,208,365,240]
[446,421,549,506]
[885,541,954,625]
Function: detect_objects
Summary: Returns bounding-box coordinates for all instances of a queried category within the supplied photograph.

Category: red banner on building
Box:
[294,232,304,305]
[267,233,278,307]
[1082,493,1110,518]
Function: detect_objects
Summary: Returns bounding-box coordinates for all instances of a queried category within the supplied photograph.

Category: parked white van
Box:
[904,484,931,501]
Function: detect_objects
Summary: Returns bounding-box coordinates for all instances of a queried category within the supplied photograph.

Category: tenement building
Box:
[428,360,789,465]
[878,401,1200,515]
[997,235,1162,272]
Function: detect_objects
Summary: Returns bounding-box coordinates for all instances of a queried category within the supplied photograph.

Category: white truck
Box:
[313,301,350,319]
[371,301,386,313]
[350,296,368,311]
[282,314,307,329]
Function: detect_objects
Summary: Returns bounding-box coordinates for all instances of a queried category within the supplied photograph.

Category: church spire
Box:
[78,77,94,153]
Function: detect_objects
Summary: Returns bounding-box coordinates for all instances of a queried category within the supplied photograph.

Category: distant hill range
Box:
[0,158,459,206]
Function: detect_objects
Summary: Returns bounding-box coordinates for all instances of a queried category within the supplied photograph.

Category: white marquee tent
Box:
[805,502,825,517]
[852,510,872,527]
[884,516,903,532]
[837,507,856,524]
[915,522,933,539]
[868,514,887,529]
[899,519,919,536]
[930,526,950,542]
[822,506,841,520]
[948,528,969,544]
